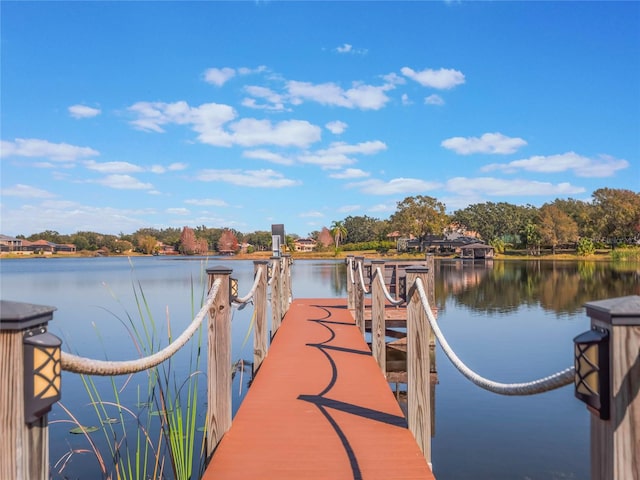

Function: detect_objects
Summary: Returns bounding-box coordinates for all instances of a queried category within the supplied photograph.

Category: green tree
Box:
[343,215,383,243]
[591,188,640,245]
[330,220,347,249]
[452,202,535,245]
[137,235,158,254]
[537,204,579,254]
[390,195,447,242]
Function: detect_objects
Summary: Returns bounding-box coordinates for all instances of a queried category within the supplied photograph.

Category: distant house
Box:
[294,238,317,252]
[0,235,77,254]
[0,234,23,252]
[23,239,57,254]
[460,243,495,259]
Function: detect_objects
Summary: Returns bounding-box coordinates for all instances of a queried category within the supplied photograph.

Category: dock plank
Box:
[203,298,434,479]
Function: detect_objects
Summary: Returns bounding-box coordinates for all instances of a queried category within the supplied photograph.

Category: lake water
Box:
[1,256,638,479]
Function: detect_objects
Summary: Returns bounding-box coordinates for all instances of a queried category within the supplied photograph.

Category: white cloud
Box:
[68,104,101,118]
[166,208,190,215]
[368,203,395,212]
[1,138,99,161]
[445,177,585,196]
[335,43,368,55]
[481,152,629,177]
[203,67,236,86]
[128,101,320,148]
[242,85,286,111]
[243,149,294,165]
[338,205,361,213]
[0,201,158,236]
[84,160,143,173]
[1,184,56,198]
[229,119,321,148]
[184,198,229,207]
[287,80,393,110]
[425,94,444,106]
[323,140,387,156]
[326,121,348,134]
[196,168,302,188]
[441,132,527,155]
[94,174,154,190]
[401,94,412,105]
[299,210,324,218]
[381,72,406,85]
[329,168,370,179]
[401,67,465,89]
[347,177,442,195]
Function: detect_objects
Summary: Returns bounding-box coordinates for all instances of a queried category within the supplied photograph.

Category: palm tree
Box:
[330,220,347,249]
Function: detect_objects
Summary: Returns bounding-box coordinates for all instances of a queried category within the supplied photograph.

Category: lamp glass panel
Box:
[33,345,61,399]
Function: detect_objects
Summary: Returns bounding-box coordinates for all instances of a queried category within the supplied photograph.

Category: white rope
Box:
[375,267,404,306]
[357,261,370,295]
[233,265,264,304]
[414,277,574,395]
[61,279,222,376]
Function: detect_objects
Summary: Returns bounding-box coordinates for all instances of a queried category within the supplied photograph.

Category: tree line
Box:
[16,188,640,255]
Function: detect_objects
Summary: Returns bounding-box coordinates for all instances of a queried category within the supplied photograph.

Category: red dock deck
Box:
[203,298,435,479]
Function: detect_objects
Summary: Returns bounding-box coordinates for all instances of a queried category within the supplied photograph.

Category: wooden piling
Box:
[585,295,640,480]
[270,257,282,337]
[354,256,365,335]
[253,261,269,374]
[405,266,432,465]
[371,260,386,375]
[0,301,57,480]
[206,267,233,456]
[346,255,355,310]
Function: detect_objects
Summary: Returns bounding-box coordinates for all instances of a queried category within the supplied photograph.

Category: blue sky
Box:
[1,1,638,238]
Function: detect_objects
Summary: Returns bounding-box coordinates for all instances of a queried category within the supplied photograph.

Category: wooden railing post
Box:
[405,266,432,465]
[354,256,365,335]
[371,260,386,375]
[206,266,233,457]
[282,254,292,315]
[584,295,640,480]
[253,261,269,374]
[1,300,59,480]
[346,255,355,310]
[270,256,282,337]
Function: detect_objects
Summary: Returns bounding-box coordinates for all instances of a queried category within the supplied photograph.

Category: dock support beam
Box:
[585,295,640,480]
[406,266,432,465]
[253,261,269,374]
[270,257,282,337]
[0,301,58,480]
[371,260,386,375]
[354,256,365,335]
[206,266,233,456]
[346,255,355,310]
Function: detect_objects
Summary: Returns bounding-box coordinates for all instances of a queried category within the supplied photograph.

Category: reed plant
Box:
[55,259,211,480]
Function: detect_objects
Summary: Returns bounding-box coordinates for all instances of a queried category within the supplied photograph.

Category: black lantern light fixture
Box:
[230,277,239,302]
[24,327,62,424]
[573,326,610,420]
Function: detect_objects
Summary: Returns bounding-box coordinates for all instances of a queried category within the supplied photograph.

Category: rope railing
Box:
[414,277,574,395]
[357,261,370,295]
[233,265,265,304]
[61,278,222,376]
[374,267,405,306]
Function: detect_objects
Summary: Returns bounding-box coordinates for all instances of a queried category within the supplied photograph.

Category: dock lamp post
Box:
[573,326,610,420]
[1,300,61,480]
[24,328,62,424]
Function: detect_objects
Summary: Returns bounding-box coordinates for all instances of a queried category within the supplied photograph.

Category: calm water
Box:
[1,256,638,479]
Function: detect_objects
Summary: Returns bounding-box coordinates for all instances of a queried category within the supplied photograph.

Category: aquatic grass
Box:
[58,258,213,479]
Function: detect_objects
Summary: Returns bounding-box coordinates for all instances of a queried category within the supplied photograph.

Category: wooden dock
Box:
[203,298,435,479]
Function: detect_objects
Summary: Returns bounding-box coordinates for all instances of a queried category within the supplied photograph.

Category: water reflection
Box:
[438,260,639,316]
